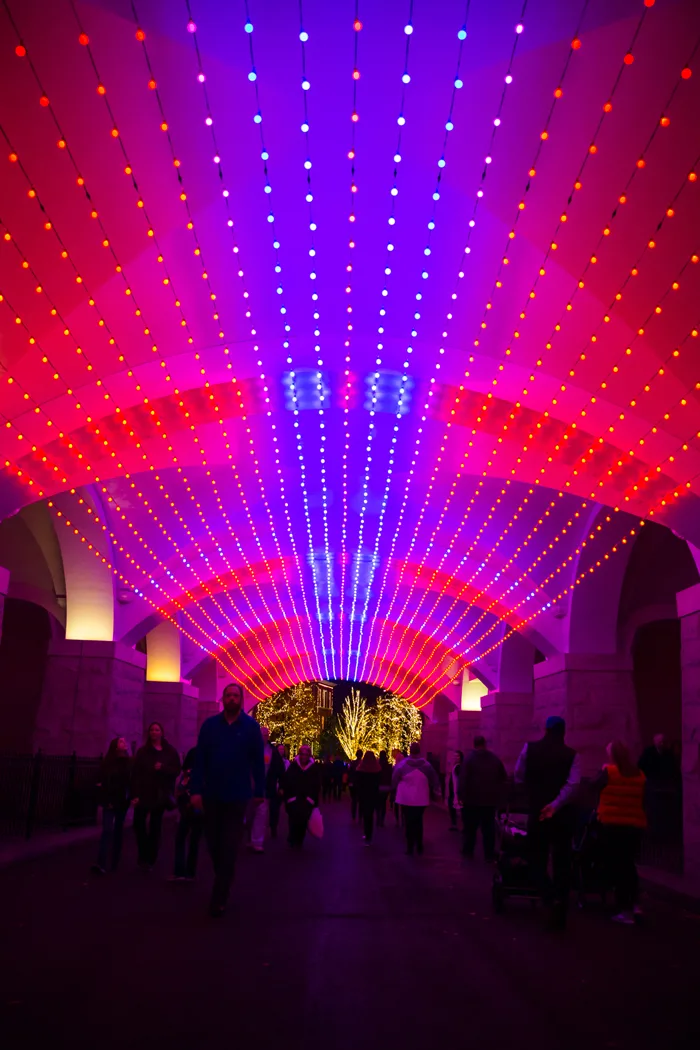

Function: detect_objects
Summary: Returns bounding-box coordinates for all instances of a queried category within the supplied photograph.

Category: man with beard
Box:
[190,683,265,917]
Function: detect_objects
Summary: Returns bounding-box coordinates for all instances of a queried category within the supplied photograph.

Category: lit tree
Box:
[336,689,375,759]
[255,682,322,756]
[373,692,423,756]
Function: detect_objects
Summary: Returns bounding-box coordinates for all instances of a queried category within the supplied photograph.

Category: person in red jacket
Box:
[595,740,647,925]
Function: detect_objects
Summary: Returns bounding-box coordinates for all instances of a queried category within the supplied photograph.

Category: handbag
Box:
[308,806,324,839]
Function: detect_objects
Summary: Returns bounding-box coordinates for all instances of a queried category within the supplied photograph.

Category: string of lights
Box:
[370,1,688,688]
[361,3,532,685]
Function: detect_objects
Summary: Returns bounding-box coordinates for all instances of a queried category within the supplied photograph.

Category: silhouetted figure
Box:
[392,742,440,856]
[348,749,363,821]
[284,745,321,848]
[515,716,580,930]
[190,683,265,918]
[92,737,132,875]
[131,722,181,872]
[321,755,334,803]
[448,750,464,831]
[638,733,681,843]
[332,755,345,800]
[248,726,285,851]
[595,740,647,924]
[355,750,381,844]
[170,746,202,881]
[459,737,506,861]
[376,750,392,827]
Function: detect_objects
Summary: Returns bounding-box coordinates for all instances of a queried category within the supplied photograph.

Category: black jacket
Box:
[355,770,381,802]
[131,742,181,810]
[97,756,132,811]
[284,759,321,807]
[523,736,576,816]
[264,745,286,799]
[458,749,507,808]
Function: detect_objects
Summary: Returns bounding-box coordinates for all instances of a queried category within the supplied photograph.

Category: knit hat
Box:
[545,715,566,732]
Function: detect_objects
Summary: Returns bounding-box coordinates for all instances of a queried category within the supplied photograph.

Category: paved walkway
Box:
[1,802,698,1050]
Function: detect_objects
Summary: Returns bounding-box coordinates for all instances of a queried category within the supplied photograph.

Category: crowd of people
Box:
[92,680,679,927]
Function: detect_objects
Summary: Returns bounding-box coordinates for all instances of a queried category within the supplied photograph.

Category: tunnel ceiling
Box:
[1,0,700,704]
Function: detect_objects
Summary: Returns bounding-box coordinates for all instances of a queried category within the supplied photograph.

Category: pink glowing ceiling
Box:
[1,0,699,703]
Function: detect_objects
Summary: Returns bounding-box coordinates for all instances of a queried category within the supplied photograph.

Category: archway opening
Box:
[0,598,52,752]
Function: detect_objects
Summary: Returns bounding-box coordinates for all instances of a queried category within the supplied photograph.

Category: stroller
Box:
[492,783,540,913]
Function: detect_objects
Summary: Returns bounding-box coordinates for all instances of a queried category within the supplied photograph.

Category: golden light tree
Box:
[373,693,423,756]
[336,689,375,759]
[256,682,322,756]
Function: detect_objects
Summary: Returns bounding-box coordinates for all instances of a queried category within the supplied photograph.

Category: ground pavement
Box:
[1,801,698,1050]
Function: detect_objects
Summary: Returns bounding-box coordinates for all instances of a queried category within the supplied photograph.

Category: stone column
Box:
[143,680,199,757]
[0,566,9,645]
[480,692,534,773]
[35,640,146,755]
[677,583,700,881]
[533,654,640,777]
[447,709,482,756]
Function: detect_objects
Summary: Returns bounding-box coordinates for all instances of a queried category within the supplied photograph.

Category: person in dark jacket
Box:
[284,745,321,848]
[131,722,181,872]
[321,755,334,803]
[515,716,580,929]
[459,738,506,860]
[248,725,286,850]
[448,750,464,831]
[92,737,132,874]
[169,746,202,882]
[376,751,393,827]
[332,755,345,800]
[348,749,363,820]
[355,751,382,844]
[190,683,265,917]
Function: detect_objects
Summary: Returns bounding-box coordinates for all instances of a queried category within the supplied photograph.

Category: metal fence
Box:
[0,751,101,839]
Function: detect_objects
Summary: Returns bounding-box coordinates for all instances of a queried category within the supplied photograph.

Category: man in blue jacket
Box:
[190,682,265,917]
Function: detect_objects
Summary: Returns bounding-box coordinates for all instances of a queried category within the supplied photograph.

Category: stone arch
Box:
[0,598,53,751]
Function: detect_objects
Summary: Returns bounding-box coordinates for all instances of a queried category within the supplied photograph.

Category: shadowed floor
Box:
[0,802,698,1049]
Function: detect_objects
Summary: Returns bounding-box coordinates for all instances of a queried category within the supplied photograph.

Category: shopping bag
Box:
[308,806,324,839]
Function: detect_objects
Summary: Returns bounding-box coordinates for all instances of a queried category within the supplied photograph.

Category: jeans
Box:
[462,805,496,859]
[376,791,389,827]
[249,798,269,849]
[287,800,313,846]
[133,806,164,867]
[173,811,203,878]
[404,806,425,854]
[600,824,641,912]
[361,797,377,842]
[97,807,127,871]
[527,810,574,911]
[350,786,359,820]
[269,795,282,837]
[204,800,247,909]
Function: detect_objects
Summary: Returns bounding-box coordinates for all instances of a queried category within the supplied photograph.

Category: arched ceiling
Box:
[1,0,699,703]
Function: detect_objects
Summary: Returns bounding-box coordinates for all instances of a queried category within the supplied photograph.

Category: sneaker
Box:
[251,845,264,853]
[184,876,196,883]
[91,864,106,875]
[612,911,635,925]
[167,875,186,882]
[633,904,643,919]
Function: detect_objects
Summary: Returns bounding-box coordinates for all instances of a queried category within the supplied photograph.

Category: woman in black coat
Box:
[131,722,181,871]
[92,737,132,874]
[284,745,321,848]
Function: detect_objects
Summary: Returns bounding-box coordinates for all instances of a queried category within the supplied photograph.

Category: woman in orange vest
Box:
[595,740,647,925]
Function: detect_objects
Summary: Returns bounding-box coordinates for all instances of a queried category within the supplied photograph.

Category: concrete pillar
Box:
[677,583,700,881]
[447,709,482,756]
[35,640,146,755]
[146,620,181,682]
[533,653,640,777]
[0,566,9,645]
[51,492,115,642]
[197,700,221,734]
[143,680,199,756]
[480,691,534,773]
